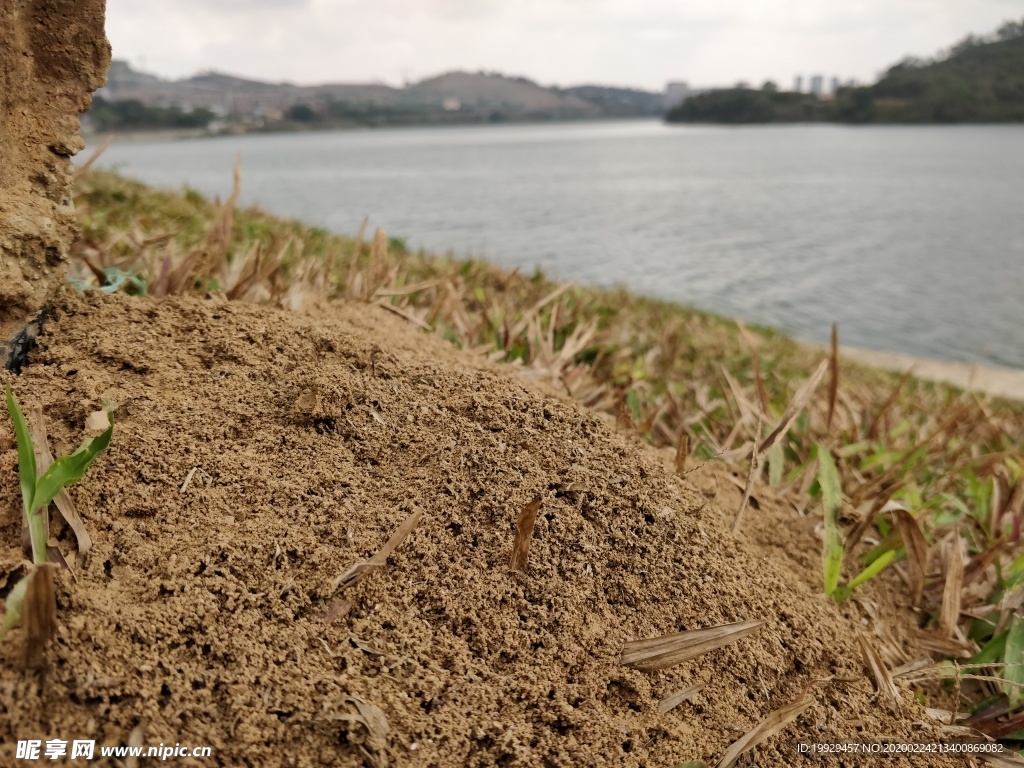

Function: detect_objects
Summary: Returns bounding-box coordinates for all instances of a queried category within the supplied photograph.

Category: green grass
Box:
[1,385,113,654]
[68,165,1024,735]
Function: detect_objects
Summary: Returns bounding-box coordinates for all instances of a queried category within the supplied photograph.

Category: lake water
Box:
[90,121,1024,369]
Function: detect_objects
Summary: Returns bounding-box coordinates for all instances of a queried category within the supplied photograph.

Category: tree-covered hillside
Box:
[667,18,1024,124]
[852,20,1024,122]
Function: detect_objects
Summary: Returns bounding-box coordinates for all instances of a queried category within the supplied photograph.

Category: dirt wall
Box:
[0,0,109,342]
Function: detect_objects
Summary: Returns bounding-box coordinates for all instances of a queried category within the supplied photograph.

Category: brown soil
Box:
[0,0,109,340]
[0,291,962,767]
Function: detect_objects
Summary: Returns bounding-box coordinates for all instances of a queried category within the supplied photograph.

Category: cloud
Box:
[104,0,1022,90]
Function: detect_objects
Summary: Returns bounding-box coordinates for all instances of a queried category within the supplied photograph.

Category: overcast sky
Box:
[106,0,1022,91]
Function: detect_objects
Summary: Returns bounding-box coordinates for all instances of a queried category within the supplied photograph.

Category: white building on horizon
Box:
[664,81,690,109]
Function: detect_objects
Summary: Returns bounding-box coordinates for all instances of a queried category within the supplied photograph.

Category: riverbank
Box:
[52,168,1024,749]
[835,346,1024,402]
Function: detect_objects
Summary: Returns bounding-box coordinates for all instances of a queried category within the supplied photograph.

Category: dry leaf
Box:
[658,684,704,714]
[891,657,933,678]
[321,696,390,766]
[758,359,828,455]
[621,619,763,672]
[674,433,689,475]
[331,509,423,594]
[858,633,901,712]
[981,750,1024,766]
[509,496,542,572]
[376,301,431,330]
[939,539,965,638]
[717,693,813,768]
[616,399,635,432]
[732,414,763,536]
[910,631,976,659]
[324,598,353,624]
[23,565,56,670]
[886,502,928,606]
[826,323,839,432]
[346,695,389,744]
[735,320,768,415]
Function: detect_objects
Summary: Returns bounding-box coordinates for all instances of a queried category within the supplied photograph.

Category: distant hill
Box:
[851,23,1024,122]
[406,72,595,116]
[88,63,663,132]
[667,18,1024,125]
[560,85,666,117]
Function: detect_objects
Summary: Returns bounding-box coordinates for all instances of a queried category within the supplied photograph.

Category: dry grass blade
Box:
[509,496,542,572]
[616,399,635,432]
[376,301,431,330]
[911,631,976,659]
[971,705,1024,741]
[621,619,763,672]
[891,657,933,678]
[886,501,927,606]
[735,321,768,415]
[982,753,1024,768]
[858,633,902,712]
[868,368,914,439]
[507,282,574,339]
[373,278,443,298]
[330,508,423,594]
[226,240,285,301]
[323,598,354,624]
[758,359,828,454]
[26,407,51,553]
[732,414,763,536]
[207,155,242,268]
[29,406,93,568]
[826,323,839,432]
[22,565,56,670]
[675,433,689,476]
[346,695,390,751]
[939,538,965,638]
[716,692,813,768]
[74,134,113,177]
[658,684,704,714]
[344,216,369,295]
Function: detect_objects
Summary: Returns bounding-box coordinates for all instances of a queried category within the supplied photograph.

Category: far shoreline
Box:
[82,118,1024,144]
[811,344,1024,402]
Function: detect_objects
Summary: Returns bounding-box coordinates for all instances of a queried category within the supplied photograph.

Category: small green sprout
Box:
[817,444,845,599]
[1,384,114,642]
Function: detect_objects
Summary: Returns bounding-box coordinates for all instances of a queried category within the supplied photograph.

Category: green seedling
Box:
[818,444,844,598]
[1,384,114,642]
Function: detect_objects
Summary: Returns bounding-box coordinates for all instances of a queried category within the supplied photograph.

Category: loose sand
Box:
[835,347,1024,404]
[1,291,964,766]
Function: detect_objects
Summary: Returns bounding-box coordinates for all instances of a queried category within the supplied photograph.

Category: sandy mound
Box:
[1,291,957,766]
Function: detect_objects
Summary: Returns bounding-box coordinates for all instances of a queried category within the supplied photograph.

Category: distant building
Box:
[793,75,803,93]
[664,81,690,109]
[809,75,824,96]
[442,97,461,111]
[830,76,840,94]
